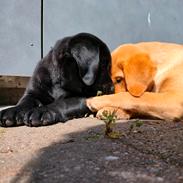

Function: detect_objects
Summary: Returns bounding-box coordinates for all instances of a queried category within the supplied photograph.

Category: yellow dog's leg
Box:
[87,92,183,121]
[96,107,130,120]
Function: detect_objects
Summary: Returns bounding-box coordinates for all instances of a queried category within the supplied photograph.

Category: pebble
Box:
[105,156,119,161]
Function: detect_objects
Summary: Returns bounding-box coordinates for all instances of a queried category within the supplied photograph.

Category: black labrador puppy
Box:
[0,33,113,127]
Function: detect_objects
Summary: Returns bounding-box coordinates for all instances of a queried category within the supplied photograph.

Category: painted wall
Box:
[0,0,183,76]
[0,0,40,76]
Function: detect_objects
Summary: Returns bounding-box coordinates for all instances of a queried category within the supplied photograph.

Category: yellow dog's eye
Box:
[115,77,123,84]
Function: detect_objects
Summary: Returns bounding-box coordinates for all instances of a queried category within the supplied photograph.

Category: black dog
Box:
[0,33,113,127]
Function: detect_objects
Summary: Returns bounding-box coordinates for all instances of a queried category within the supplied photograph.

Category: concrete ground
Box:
[0,115,183,183]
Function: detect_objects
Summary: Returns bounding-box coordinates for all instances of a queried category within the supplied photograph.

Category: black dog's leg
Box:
[23,97,91,127]
[0,94,42,127]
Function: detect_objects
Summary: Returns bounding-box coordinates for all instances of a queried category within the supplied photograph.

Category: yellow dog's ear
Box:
[123,53,157,97]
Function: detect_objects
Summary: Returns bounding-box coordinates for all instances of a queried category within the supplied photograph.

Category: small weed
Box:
[100,111,144,138]
[128,120,144,134]
[101,110,123,139]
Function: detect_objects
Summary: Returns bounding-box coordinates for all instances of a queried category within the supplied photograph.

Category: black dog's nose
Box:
[102,84,114,94]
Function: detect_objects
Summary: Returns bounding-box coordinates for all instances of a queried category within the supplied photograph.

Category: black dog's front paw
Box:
[0,107,27,127]
[24,107,61,127]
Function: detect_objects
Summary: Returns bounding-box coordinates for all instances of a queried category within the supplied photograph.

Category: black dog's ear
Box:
[70,39,100,86]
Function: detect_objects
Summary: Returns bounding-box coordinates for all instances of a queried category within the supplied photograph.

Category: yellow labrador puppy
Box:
[87,42,183,121]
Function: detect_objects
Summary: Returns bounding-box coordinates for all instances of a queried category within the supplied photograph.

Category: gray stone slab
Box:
[0,118,183,183]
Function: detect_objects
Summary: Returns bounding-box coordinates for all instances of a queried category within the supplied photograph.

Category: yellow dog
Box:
[87,42,183,121]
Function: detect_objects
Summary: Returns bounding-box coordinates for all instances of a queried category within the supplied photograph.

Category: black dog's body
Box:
[0,33,113,127]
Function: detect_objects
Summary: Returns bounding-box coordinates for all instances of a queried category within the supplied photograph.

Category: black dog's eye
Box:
[115,77,123,84]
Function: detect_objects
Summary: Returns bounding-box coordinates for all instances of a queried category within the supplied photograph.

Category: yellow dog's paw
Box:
[96,107,130,120]
[86,96,109,112]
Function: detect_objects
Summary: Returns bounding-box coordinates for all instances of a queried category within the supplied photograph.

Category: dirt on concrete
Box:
[0,117,183,183]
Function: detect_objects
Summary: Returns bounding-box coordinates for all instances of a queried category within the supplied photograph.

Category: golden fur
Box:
[87,42,183,121]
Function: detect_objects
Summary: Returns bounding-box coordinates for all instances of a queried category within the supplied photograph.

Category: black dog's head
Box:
[53,33,114,97]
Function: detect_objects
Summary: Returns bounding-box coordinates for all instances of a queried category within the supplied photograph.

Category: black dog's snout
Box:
[102,84,114,94]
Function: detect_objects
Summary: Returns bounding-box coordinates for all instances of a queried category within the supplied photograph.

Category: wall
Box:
[0,0,183,76]
[0,0,40,76]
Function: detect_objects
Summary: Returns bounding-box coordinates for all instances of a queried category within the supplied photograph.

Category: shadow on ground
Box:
[10,120,183,183]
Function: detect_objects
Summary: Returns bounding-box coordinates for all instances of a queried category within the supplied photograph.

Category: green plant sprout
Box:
[100,110,144,138]
[101,110,123,139]
[128,120,144,134]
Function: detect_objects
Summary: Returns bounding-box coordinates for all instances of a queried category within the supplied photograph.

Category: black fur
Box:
[0,33,113,127]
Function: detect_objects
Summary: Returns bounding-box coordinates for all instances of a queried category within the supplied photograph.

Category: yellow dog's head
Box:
[111,45,157,97]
